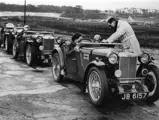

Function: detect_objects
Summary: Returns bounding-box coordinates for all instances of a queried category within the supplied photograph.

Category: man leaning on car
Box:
[101,17,142,56]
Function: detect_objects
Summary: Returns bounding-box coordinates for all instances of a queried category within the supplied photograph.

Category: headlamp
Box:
[39,46,44,50]
[139,53,150,64]
[115,69,122,77]
[108,53,118,64]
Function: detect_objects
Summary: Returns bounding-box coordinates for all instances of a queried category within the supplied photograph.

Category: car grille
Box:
[119,57,137,78]
[43,39,54,50]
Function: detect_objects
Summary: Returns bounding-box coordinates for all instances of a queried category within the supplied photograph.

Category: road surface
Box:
[0,48,159,120]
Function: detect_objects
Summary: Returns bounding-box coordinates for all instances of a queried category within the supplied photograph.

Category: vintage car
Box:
[0,23,15,52]
[52,37,159,107]
[14,27,24,35]
[12,30,55,66]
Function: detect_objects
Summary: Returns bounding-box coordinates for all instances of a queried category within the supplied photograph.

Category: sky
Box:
[0,0,159,11]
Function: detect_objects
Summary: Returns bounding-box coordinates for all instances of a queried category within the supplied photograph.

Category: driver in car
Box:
[17,25,31,40]
[101,17,142,56]
[65,32,83,55]
[61,32,83,76]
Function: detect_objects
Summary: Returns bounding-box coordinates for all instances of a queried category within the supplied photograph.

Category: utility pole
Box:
[24,0,26,25]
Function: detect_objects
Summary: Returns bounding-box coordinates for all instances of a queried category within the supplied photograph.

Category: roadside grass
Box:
[1,16,159,49]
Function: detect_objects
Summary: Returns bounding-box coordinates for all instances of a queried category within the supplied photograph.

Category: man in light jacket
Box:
[102,17,142,56]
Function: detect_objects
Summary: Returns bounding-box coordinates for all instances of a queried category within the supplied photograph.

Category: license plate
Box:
[121,92,148,100]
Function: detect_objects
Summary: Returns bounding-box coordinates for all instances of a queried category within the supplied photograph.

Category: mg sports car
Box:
[52,37,159,107]
[12,30,55,66]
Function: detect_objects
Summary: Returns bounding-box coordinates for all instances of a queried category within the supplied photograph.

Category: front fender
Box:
[137,63,155,76]
[52,47,64,68]
[89,60,106,67]
[83,60,106,83]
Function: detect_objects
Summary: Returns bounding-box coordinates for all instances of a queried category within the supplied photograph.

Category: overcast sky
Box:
[0,0,158,11]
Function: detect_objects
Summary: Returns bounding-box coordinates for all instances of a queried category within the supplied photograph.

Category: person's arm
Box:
[129,37,142,56]
[65,49,74,55]
[107,26,125,43]
[17,32,22,40]
[103,25,125,43]
[65,42,76,55]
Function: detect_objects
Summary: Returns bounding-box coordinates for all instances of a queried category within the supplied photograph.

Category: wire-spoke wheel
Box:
[26,44,36,66]
[52,52,63,82]
[12,40,19,58]
[4,36,9,52]
[145,65,159,103]
[87,66,108,107]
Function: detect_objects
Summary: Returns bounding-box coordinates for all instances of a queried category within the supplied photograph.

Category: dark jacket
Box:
[65,41,76,55]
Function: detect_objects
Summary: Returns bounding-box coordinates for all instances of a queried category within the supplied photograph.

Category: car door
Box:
[19,33,26,55]
[65,50,78,74]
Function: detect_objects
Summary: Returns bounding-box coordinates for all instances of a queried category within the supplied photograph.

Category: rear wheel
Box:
[25,44,37,66]
[4,36,9,52]
[145,65,159,103]
[0,37,2,48]
[52,52,63,82]
[87,66,109,107]
[12,40,19,59]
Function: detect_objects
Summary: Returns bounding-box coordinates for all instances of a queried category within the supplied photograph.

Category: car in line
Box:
[0,23,16,52]
[12,30,55,66]
[52,37,159,107]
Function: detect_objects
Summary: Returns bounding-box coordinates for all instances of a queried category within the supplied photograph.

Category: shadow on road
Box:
[53,78,158,116]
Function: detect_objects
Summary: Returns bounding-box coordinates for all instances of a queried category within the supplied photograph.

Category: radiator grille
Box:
[119,57,137,78]
[43,39,54,50]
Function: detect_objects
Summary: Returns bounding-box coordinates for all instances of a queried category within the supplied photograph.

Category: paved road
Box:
[0,48,159,120]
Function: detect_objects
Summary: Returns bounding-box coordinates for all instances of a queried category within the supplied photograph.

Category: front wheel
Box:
[87,66,109,107]
[52,52,63,82]
[144,65,159,103]
[4,36,9,52]
[12,40,19,59]
[25,44,37,66]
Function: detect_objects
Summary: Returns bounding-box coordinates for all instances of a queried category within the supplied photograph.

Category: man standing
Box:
[102,17,142,56]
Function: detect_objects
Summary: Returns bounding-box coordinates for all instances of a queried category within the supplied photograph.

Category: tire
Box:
[12,40,19,59]
[0,38,2,48]
[145,65,159,103]
[52,52,63,82]
[25,44,37,66]
[87,66,109,107]
[4,36,9,52]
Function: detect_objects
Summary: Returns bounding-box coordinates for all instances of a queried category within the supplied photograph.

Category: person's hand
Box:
[101,39,109,43]
[66,40,71,45]
[74,46,80,52]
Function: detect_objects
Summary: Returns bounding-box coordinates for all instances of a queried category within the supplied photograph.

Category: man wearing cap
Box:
[101,17,142,56]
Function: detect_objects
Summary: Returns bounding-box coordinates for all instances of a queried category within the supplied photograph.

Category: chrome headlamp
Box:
[36,36,43,43]
[108,53,118,64]
[139,53,150,64]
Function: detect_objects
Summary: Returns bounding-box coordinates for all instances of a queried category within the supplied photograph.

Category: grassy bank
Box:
[1,16,159,48]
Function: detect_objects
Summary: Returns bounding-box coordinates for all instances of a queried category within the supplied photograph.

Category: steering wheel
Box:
[79,38,92,43]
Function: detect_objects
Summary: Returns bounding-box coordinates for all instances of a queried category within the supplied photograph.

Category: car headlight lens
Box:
[108,53,118,64]
[36,36,43,43]
[39,46,44,50]
[115,69,122,77]
[139,53,150,64]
